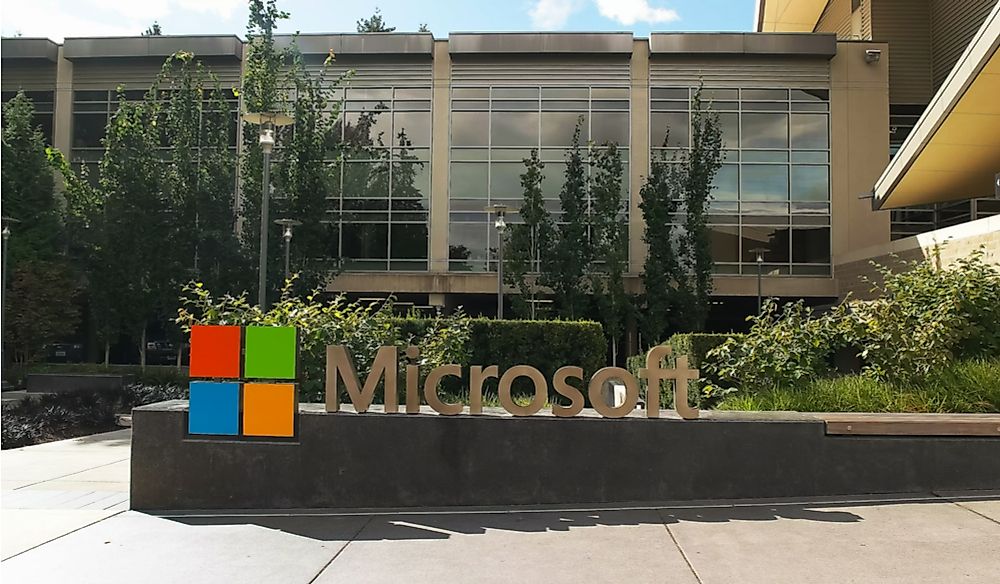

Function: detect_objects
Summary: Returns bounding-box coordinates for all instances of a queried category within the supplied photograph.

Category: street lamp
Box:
[2,217,19,385]
[487,204,508,319]
[750,247,768,313]
[274,218,302,281]
[243,111,294,309]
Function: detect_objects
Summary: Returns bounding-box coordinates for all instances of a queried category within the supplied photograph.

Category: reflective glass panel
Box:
[491,111,539,146]
[792,227,831,263]
[741,113,788,149]
[790,113,829,149]
[790,165,829,202]
[740,164,788,201]
[451,112,489,146]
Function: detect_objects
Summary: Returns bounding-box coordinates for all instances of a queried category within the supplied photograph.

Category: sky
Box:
[1,0,756,42]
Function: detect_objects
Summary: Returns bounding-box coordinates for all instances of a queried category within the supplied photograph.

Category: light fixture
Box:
[864,49,881,63]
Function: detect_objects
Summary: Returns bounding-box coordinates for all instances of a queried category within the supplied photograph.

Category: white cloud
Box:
[529,0,578,30]
[1,0,243,41]
[594,0,680,26]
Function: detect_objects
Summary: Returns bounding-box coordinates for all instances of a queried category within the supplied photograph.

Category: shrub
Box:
[26,363,189,387]
[704,300,847,393]
[844,249,1000,383]
[667,333,735,369]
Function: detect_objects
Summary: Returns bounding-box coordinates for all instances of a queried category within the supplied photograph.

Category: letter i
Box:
[405,346,421,413]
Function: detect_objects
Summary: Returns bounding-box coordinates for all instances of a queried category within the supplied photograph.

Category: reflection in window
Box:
[491,112,539,146]
[72,114,107,148]
[790,114,829,149]
[450,162,488,198]
[542,112,586,146]
[741,164,788,201]
[741,113,788,149]
[591,112,628,144]
[651,112,688,147]
[452,112,489,146]
[712,165,739,201]
[790,166,829,201]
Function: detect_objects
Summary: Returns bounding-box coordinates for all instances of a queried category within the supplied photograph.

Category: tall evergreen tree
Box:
[357,8,396,32]
[590,143,629,363]
[679,89,723,331]
[639,143,684,344]
[505,149,553,318]
[544,119,591,318]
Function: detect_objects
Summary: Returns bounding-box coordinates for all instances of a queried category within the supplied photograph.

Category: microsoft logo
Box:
[187,325,299,438]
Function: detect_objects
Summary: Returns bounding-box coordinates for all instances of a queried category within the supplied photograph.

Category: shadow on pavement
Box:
[166,503,864,542]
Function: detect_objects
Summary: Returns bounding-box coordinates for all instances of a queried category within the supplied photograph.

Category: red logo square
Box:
[189,325,242,379]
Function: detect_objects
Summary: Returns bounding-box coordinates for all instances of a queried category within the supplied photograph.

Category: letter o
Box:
[498,365,548,416]
[588,367,639,418]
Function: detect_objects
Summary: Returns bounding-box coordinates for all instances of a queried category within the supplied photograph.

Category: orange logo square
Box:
[242,383,296,438]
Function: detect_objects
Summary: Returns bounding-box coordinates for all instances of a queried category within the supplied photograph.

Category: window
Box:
[741,113,788,149]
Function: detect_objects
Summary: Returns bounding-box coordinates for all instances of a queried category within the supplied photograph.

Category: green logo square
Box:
[244,326,297,380]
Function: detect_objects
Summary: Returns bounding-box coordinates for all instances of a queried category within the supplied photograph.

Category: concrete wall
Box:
[836,215,1000,299]
[829,42,892,267]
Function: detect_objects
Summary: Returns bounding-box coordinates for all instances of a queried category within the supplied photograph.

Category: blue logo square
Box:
[189,381,240,435]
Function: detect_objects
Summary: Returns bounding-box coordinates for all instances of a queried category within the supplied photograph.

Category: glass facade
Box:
[891,197,1000,240]
[651,87,832,276]
[328,87,432,271]
[448,86,630,272]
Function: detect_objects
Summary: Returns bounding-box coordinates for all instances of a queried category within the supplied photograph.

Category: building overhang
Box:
[0,38,59,62]
[872,5,1000,210]
[63,35,243,61]
[649,32,835,58]
[754,0,829,32]
[448,32,634,55]
[275,33,433,56]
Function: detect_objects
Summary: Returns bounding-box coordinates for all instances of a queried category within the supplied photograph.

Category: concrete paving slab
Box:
[56,459,131,483]
[1,509,120,560]
[0,511,368,584]
[315,509,699,584]
[663,500,1000,584]
[955,500,1000,524]
[18,479,130,492]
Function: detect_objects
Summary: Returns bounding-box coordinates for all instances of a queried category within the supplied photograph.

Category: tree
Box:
[505,149,553,318]
[418,23,430,33]
[543,119,591,319]
[590,143,629,364]
[2,92,80,365]
[143,22,163,36]
[2,92,61,262]
[98,93,169,368]
[678,89,723,331]
[639,144,684,344]
[357,8,396,32]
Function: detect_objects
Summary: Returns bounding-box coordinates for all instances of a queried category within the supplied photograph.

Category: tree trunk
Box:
[139,325,147,371]
[176,340,183,371]
[103,339,110,366]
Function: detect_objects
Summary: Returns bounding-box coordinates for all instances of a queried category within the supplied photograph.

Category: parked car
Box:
[145,340,187,365]
[45,343,84,363]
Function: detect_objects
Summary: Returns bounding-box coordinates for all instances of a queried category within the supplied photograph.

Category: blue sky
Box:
[1,0,755,41]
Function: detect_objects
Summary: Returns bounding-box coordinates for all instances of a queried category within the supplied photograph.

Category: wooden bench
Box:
[820,412,1000,437]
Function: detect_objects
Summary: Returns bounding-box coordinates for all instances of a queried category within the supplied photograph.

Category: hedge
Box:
[23,363,189,388]
[394,317,606,396]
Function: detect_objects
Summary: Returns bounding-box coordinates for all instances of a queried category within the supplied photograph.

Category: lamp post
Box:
[750,247,768,313]
[487,204,508,319]
[274,218,302,281]
[2,217,18,385]
[242,112,294,309]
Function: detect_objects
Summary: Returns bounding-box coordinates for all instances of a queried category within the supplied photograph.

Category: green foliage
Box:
[589,143,631,363]
[703,250,1000,398]
[2,92,81,365]
[505,149,554,318]
[705,300,846,393]
[2,91,61,262]
[678,89,724,331]
[845,250,1000,383]
[640,87,724,340]
[25,363,189,387]
[142,22,162,36]
[718,358,1000,414]
[357,7,396,32]
[543,119,591,319]
[6,262,81,365]
[667,333,734,369]
[638,147,683,342]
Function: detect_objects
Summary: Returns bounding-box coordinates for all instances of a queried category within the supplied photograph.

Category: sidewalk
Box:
[2,431,999,583]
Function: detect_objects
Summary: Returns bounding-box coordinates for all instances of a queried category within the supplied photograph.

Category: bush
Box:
[667,333,735,369]
[704,300,847,393]
[625,333,741,408]
[717,358,1000,414]
[1,382,187,449]
[845,249,1000,383]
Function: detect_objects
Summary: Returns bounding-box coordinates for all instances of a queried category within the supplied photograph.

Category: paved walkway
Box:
[2,431,999,583]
